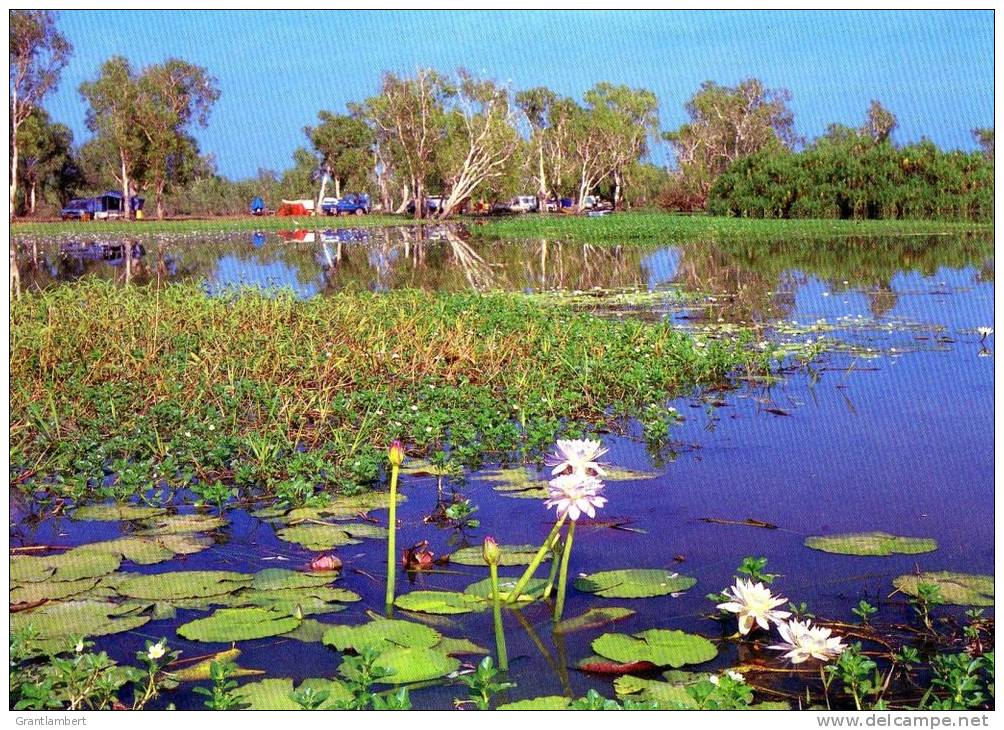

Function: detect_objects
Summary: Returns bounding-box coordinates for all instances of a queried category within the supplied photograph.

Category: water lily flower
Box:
[310,554,342,572]
[716,578,791,634]
[74,639,85,653]
[387,440,405,467]
[544,473,607,521]
[769,619,847,664]
[482,536,502,566]
[147,641,166,661]
[547,439,608,477]
[978,326,993,339]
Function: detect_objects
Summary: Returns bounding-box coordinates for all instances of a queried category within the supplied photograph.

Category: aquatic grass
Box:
[10,280,776,502]
[473,212,992,245]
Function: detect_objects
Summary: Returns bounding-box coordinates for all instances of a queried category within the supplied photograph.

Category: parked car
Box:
[321,193,371,216]
[581,195,613,212]
[406,196,445,215]
[507,195,539,213]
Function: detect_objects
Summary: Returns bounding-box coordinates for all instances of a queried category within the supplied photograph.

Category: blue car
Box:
[321,193,371,216]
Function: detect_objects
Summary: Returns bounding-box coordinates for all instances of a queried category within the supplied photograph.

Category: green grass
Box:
[11,210,991,239]
[9,213,414,236]
[473,212,992,244]
[10,281,778,505]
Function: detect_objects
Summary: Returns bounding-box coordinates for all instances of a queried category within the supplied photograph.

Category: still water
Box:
[10,226,994,708]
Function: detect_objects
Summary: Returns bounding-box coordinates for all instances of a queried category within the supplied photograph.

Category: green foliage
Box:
[574,569,697,599]
[455,656,515,710]
[192,661,244,710]
[805,532,937,556]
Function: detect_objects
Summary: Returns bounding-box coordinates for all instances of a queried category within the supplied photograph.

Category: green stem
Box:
[489,563,508,671]
[384,463,399,616]
[507,515,566,604]
[553,520,575,622]
[542,535,563,600]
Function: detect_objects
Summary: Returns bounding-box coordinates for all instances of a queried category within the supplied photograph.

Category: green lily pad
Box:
[322,619,441,652]
[574,569,697,598]
[553,606,636,634]
[281,493,407,522]
[168,648,264,681]
[12,548,122,583]
[464,577,548,602]
[81,534,214,565]
[238,586,358,616]
[484,465,656,500]
[10,600,151,654]
[498,696,573,710]
[805,532,937,556]
[436,636,490,656]
[614,675,698,708]
[592,629,718,668]
[115,570,252,600]
[138,514,226,535]
[234,678,353,710]
[394,591,486,615]
[177,607,301,642]
[449,544,552,567]
[72,504,168,521]
[340,646,459,685]
[893,572,994,606]
[280,619,330,643]
[250,568,337,591]
[276,522,387,550]
[10,577,100,605]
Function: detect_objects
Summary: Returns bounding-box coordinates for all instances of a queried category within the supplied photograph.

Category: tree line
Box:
[10,11,994,221]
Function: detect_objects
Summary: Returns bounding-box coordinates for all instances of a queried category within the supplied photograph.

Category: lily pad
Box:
[168,648,265,681]
[322,619,441,652]
[234,678,353,710]
[250,568,337,591]
[72,504,168,521]
[449,544,552,567]
[81,534,213,565]
[280,493,407,522]
[177,607,302,642]
[893,572,994,606]
[340,646,459,685]
[436,636,490,656]
[115,570,252,600]
[238,586,358,616]
[10,577,100,605]
[276,522,387,550]
[464,576,548,603]
[10,600,151,654]
[138,514,226,535]
[614,675,697,708]
[498,696,572,710]
[574,569,697,598]
[592,629,718,668]
[554,606,635,634]
[12,548,122,583]
[280,619,330,643]
[394,590,485,615]
[805,532,937,556]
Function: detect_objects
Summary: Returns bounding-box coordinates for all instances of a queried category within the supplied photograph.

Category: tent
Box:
[276,198,316,217]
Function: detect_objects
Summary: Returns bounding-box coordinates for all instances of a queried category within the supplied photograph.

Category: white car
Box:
[508,195,539,213]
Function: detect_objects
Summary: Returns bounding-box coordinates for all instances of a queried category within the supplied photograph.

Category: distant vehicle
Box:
[60,192,144,221]
[250,196,267,215]
[580,195,613,212]
[406,196,445,215]
[508,195,539,213]
[321,193,371,216]
[544,197,574,212]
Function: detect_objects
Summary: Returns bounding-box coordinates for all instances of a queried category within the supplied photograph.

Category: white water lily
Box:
[147,641,167,661]
[769,619,847,664]
[544,473,607,521]
[978,326,993,339]
[717,578,791,634]
[546,439,608,477]
[709,670,745,686]
[74,639,85,654]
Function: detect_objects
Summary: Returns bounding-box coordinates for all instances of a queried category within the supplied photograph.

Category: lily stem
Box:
[384,463,399,616]
[553,520,575,622]
[507,515,567,604]
[542,534,563,600]
[489,562,508,671]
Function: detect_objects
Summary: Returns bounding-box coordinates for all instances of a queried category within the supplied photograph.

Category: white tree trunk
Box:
[120,152,131,220]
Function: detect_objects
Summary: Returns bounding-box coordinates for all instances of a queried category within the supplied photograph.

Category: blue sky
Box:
[42,10,993,180]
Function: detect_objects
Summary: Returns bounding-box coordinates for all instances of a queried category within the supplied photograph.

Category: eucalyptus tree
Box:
[862,100,898,144]
[15,108,75,214]
[972,128,994,160]
[365,69,452,219]
[305,111,374,206]
[434,71,520,218]
[583,83,659,209]
[79,57,147,217]
[9,9,72,219]
[663,78,797,202]
[516,86,563,210]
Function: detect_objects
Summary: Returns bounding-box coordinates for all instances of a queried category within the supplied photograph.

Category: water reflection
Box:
[10,226,993,326]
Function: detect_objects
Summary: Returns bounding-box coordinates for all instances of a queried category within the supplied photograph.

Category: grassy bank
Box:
[473,212,992,244]
[11,281,778,505]
[11,210,992,239]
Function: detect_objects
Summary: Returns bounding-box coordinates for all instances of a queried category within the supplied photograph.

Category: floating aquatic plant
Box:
[716,578,791,635]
